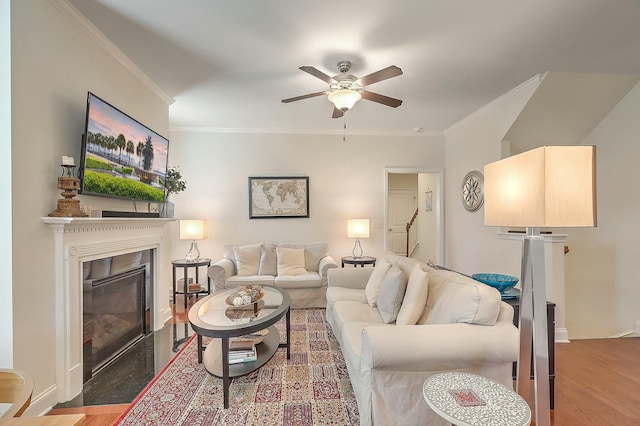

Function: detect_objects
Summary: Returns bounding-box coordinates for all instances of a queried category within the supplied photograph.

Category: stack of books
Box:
[228,339,257,364]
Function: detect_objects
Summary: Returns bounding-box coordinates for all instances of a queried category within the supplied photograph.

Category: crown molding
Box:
[170,125,442,138]
[48,0,175,105]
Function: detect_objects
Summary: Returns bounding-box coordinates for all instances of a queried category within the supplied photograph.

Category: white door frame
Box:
[384,167,444,265]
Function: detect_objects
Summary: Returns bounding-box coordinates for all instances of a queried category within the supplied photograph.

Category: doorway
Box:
[385,168,443,265]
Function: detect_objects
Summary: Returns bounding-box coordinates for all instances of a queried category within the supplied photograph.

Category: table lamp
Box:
[347,219,370,258]
[180,220,207,262]
[484,145,597,426]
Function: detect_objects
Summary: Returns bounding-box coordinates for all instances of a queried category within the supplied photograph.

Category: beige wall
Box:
[166,132,444,265]
[444,75,640,339]
[568,80,640,338]
[9,0,170,412]
[443,77,541,277]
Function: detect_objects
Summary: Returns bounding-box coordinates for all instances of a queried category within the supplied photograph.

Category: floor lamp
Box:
[484,146,597,426]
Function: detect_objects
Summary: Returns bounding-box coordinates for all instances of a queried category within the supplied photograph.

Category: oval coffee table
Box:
[423,372,531,426]
[188,286,291,408]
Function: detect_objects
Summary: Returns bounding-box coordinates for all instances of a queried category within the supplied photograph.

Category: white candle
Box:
[62,156,75,166]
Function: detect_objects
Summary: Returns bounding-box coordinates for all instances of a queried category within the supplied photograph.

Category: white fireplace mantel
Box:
[42,217,174,402]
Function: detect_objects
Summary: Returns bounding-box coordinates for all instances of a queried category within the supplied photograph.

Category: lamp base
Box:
[185,241,200,262]
[517,228,551,426]
[352,239,363,258]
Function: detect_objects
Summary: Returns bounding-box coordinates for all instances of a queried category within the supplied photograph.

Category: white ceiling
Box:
[67,0,640,135]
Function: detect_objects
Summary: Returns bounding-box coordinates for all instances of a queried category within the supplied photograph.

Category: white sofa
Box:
[326,253,519,426]
[208,242,338,308]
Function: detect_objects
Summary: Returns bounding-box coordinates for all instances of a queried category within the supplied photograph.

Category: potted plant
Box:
[161,166,187,217]
[165,166,187,198]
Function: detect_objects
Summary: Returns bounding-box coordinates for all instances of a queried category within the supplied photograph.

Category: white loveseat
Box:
[326,253,519,426]
[208,242,338,308]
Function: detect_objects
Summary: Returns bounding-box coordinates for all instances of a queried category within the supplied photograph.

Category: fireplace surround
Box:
[42,217,173,402]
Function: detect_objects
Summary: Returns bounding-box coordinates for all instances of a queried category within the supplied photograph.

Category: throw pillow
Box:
[376,265,409,324]
[276,247,307,276]
[258,243,277,276]
[396,266,429,326]
[365,259,391,307]
[233,243,262,276]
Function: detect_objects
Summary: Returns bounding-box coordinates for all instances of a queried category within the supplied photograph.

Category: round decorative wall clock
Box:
[461,170,484,212]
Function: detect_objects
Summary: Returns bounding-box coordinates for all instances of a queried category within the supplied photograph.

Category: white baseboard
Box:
[24,384,58,416]
[158,306,172,329]
[609,329,636,338]
[555,327,569,343]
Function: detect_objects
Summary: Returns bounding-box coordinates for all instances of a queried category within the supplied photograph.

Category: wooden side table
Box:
[171,258,211,309]
[341,256,376,268]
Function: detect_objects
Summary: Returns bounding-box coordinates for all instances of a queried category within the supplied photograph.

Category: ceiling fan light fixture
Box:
[328,89,362,112]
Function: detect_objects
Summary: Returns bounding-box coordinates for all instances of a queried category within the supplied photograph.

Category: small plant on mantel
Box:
[165,166,187,199]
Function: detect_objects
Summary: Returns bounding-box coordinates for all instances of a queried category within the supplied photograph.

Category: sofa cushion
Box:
[226,274,275,287]
[326,286,368,308]
[233,243,263,276]
[364,259,391,307]
[274,273,322,289]
[376,265,409,324]
[258,243,277,276]
[279,242,329,272]
[333,301,383,338]
[417,269,501,326]
[276,247,307,276]
[396,266,429,326]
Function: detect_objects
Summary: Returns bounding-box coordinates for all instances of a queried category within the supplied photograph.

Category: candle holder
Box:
[48,165,88,217]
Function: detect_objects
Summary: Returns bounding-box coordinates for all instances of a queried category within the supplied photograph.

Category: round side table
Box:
[341,256,376,268]
[423,372,531,426]
[171,258,211,309]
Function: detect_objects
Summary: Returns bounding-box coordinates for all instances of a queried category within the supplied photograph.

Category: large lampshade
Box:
[347,219,370,238]
[180,220,206,240]
[328,89,362,112]
[484,145,597,228]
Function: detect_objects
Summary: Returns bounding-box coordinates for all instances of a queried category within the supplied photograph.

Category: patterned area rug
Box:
[116,309,359,425]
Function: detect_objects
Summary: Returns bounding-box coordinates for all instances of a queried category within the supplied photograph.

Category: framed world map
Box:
[248,176,309,219]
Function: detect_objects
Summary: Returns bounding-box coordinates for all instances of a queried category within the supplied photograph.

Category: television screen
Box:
[79,92,169,203]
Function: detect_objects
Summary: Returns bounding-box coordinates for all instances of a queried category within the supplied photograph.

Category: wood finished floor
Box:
[48,296,640,425]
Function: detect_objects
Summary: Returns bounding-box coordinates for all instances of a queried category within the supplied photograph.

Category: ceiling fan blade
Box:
[332,107,344,119]
[361,91,403,108]
[299,66,335,84]
[281,91,327,103]
[357,65,403,87]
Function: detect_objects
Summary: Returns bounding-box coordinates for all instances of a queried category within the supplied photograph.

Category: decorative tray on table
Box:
[225,285,265,307]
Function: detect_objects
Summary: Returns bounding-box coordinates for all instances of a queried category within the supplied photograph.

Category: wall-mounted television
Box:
[79,92,169,203]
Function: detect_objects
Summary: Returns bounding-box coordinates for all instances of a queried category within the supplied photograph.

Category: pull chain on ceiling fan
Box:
[281,60,403,118]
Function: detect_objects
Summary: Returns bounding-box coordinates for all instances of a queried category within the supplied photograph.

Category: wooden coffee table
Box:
[188,286,290,408]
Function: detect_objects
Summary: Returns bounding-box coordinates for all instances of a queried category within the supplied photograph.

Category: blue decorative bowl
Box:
[472,273,519,293]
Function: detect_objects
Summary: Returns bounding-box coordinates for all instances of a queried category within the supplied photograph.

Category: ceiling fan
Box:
[281,60,403,118]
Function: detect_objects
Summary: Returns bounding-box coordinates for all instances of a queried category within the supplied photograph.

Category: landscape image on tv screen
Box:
[81,92,169,202]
